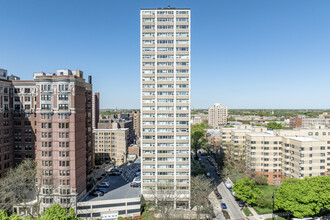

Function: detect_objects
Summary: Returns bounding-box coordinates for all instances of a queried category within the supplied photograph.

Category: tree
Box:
[220,143,248,182]
[191,176,214,220]
[266,122,282,130]
[145,183,182,220]
[0,159,37,215]
[0,210,22,220]
[232,178,260,205]
[0,204,80,220]
[39,204,80,220]
[252,174,268,185]
[191,124,207,157]
[275,176,330,218]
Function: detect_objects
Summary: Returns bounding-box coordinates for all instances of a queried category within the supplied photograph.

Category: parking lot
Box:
[82,158,141,202]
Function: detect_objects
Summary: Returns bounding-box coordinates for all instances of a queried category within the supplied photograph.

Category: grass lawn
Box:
[253,185,278,214]
[243,207,252,216]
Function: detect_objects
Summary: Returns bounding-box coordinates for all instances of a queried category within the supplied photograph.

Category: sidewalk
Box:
[246,206,273,220]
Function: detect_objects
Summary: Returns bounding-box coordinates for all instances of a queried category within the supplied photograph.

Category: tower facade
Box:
[0,69,93,212]
[208,103,228,128]
[140,7,191,208]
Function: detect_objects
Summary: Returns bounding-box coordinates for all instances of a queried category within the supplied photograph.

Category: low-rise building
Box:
[128,145,140,157]
[94,128,129,165]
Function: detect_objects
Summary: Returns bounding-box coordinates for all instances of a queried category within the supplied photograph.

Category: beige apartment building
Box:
[140,7,191,209]
[221,124,330,185]
[220,125,266,162]
[191,115,202,125]
[208,103,228,128]
[94,128,129,165]
[130,110,141,140]
[302,115,330,128]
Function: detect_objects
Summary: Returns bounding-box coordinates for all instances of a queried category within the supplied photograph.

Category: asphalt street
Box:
[199,155,245,220]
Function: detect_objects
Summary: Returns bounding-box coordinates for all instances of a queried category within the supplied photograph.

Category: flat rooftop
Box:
[232,130,252,133]
[247,133,275,137]
[284,136,323,142]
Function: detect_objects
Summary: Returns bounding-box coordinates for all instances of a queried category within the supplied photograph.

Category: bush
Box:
[253,175,268,185]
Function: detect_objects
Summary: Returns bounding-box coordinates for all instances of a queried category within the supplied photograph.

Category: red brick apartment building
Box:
[0,68,93,211]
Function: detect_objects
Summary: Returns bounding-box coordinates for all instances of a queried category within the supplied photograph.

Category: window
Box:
[176,47,189,51]
[176,18,189,22]
[41,104,51,110]
[157,25,173,29]
[59,104,68,110]
[58,94,68,100]
[157,47,174,52]
[157,11,173,15]
[157,18,173,22]
[176,25,189,29]
[142,18,154,22]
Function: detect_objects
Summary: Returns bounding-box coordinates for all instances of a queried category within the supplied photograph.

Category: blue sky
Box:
[1,0,330,109]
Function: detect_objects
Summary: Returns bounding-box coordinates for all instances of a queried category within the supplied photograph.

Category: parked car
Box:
[221,203,227,210]
[214,189,222,199]
[109,170,120,176]
[98,182,110,188]
[101,181,110,187]
[91,191,104,197]
[96,187,107,193]
[130,182,141,188]
[133,176,141,184]
[225,182,233,189]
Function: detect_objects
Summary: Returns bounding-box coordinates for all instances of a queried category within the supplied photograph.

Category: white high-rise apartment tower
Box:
[140,7,191,209]
[208,103,228,128]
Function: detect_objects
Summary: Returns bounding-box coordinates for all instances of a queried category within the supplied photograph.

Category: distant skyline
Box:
[1,0,330,109]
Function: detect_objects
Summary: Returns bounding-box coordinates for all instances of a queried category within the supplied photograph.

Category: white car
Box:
[133,176,141,184]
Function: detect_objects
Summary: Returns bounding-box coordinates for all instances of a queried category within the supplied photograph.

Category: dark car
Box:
[214,189,222,199]
[91,191,104,197]
[109,169,120,176]
[221,203,227,209]
[130,182,141,188]
[96,187,107,193]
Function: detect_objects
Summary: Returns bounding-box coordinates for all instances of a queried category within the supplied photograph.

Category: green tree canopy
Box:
[39,204,80,220]
[233,177,261,205]
[266,122,283,130]
[191,124,207,155]
[0,204,80,220]
[275,176,330,218]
